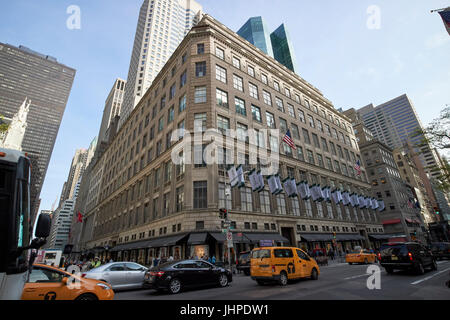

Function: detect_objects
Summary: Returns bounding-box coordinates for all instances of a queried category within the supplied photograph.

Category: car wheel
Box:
[75,293,98,301]
[416,262,425,275]
[348,262,353,265]
[311,268,319,280]
[219,273,228,287]
[278,271,288,286]
[244,269,250,276]
[385,267,394,274]
[168,278,182,294]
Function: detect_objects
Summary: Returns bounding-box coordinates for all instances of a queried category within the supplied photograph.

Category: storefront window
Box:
[191,245,209,259]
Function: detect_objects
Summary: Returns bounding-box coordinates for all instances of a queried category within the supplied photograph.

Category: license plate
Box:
[391,256,398,260]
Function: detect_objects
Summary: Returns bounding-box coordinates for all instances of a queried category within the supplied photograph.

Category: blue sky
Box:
[1,0,449,213]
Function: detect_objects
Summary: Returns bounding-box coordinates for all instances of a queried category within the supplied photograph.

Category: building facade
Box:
[237,17,274,57]
[0,43,76,219]
[60,148,88,205]
[75,15,385,265]
[119,0,203,129]
[98,79,126,145]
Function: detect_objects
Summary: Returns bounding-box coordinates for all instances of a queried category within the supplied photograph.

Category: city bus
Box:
[0,147,50,300]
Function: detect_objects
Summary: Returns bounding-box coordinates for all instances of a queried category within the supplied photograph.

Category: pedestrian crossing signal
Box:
[219,208,228,220]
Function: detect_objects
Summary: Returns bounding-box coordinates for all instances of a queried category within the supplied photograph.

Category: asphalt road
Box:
[114,260,450,300]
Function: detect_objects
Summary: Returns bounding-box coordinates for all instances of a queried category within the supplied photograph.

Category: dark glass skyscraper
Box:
[237,17,298,73]
[270,24,298,73]
[237,16,274,56]
[0,43,76,219]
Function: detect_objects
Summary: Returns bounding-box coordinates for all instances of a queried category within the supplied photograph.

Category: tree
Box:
[410,105,450,193]
[0,113,9,134]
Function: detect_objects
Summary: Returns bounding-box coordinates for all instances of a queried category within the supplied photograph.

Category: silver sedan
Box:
[83,262,148,290]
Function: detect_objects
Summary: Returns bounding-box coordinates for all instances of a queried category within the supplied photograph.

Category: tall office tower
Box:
[237,17,298,73]
[237,17,274,56]
[270,24,298,73]
[0,43,76,219]
[60,148,88,205]
[356,94,443,180]
[119,0,203,129]
[98,79,126,145]
[81,15,385,263]
[48,181,80,250]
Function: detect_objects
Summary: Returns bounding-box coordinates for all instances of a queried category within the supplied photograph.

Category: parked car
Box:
[346,248,377,265]
[82,262,148,291]
[250,246,320,286]
[379,242,437,275]
[430,242,450,260]
[22,264,114,300]
[143,260,232,294]
[236,251,251,276]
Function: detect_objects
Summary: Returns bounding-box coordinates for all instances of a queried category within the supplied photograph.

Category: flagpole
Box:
[431,7,449,13]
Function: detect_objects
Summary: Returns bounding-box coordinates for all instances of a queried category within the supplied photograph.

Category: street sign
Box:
[259,240,273,247]
[221,229,227,234]
[227,232,233,247]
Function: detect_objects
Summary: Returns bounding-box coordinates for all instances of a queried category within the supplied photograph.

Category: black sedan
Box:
[143,260,232,294]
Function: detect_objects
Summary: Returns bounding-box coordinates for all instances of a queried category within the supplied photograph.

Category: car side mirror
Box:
[62,277,68,285]
[35,213,51,238]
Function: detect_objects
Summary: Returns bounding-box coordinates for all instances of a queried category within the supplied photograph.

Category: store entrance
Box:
[281,227,295,246]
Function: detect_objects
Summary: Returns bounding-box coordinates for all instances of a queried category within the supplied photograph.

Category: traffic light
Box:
[219,208,228,220]
[434,207,440,215]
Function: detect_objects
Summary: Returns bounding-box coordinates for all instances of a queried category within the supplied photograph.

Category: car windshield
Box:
[349,250,361,254]
[239,253,250,260]
[380,244,408,256]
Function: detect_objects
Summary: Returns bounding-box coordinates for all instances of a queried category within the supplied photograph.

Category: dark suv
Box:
[236,251,251,276]
[430,242,450,260]
[379,242,437,275]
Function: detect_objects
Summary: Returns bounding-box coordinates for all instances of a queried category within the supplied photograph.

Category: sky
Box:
[0,0,449,214]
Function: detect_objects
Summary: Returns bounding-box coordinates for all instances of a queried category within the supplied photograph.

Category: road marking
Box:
[410,266,450,285]
[437,260,449,265]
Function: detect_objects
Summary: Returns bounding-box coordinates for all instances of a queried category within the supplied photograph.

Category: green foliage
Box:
[0,113,9,134]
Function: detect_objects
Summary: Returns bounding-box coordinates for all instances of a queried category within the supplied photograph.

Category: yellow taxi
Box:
[250,246,320,286]
[21,264,114,300]
[345,248,377,265]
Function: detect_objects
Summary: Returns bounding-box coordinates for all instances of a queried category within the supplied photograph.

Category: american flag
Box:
[354,160,361,175]
[282,129,296,149]
[438,8,450,36]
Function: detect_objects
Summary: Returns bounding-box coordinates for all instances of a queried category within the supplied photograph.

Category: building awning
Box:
[299,233,333,242]
[187,232,208,245]
[368,234,393,240]
[244,233,289,243]
[335,234,365,241]
[148,233,189,247]
[382,219,402,225]
[110,239,150,252]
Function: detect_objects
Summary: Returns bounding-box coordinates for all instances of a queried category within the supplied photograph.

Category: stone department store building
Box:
[79,15,384,264]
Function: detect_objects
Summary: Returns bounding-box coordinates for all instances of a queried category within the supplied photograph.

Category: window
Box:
[232,56,240,68]
[194,113,207,132]
[194,86,207,103]
[194,144,207,167]
[179,94,186,112]
[249,83,258,99]
[291,124,300,139]
[316,119,323,132]
[216,88,228,108]
[180,70,187,88]
[292,198,300,216]
[195,61,206,77]
[176,151,185,176]
[215,46,224,59]
[217,115,230,135]
[307,150,315,164]
[308,115,315,128]
[235,97,246,116]
[302,128,311,144]
[196,221,204,230]
[169,83,176,100]
[321,138,329,152]
[276,194,286,214]
[237,123,248,142]
[312,134,320,148]
[193,181,207,209]
[240,187,253,211]
[263,90,272,106]
[233,74,243,91]
[285,88,291,98]
[275,97,284,112]
[326,157,333,171]
[197,43,205,54]
[261,74,268,84]
[215,65,227,83]
[168,106,174,123]
[279,117,288,133]
[260,191,271,213]
[158,117,164,132]
[248,65,255,77]
[274,81,280,91]
[297,146,304,161]
[176,186,184,212]
[287,104,295,118]
[266,112,276,128]
[317,154,324,167]
[251,105,262,122]
[298,109,305,123]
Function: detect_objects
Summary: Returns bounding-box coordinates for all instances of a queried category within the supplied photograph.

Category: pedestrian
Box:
[168,255,174,262]
[211,255,216,265]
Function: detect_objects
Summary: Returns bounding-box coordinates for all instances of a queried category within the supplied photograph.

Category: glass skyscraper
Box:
[237,17,298,73]
[237,16,274,56]
[0,43,76,219]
